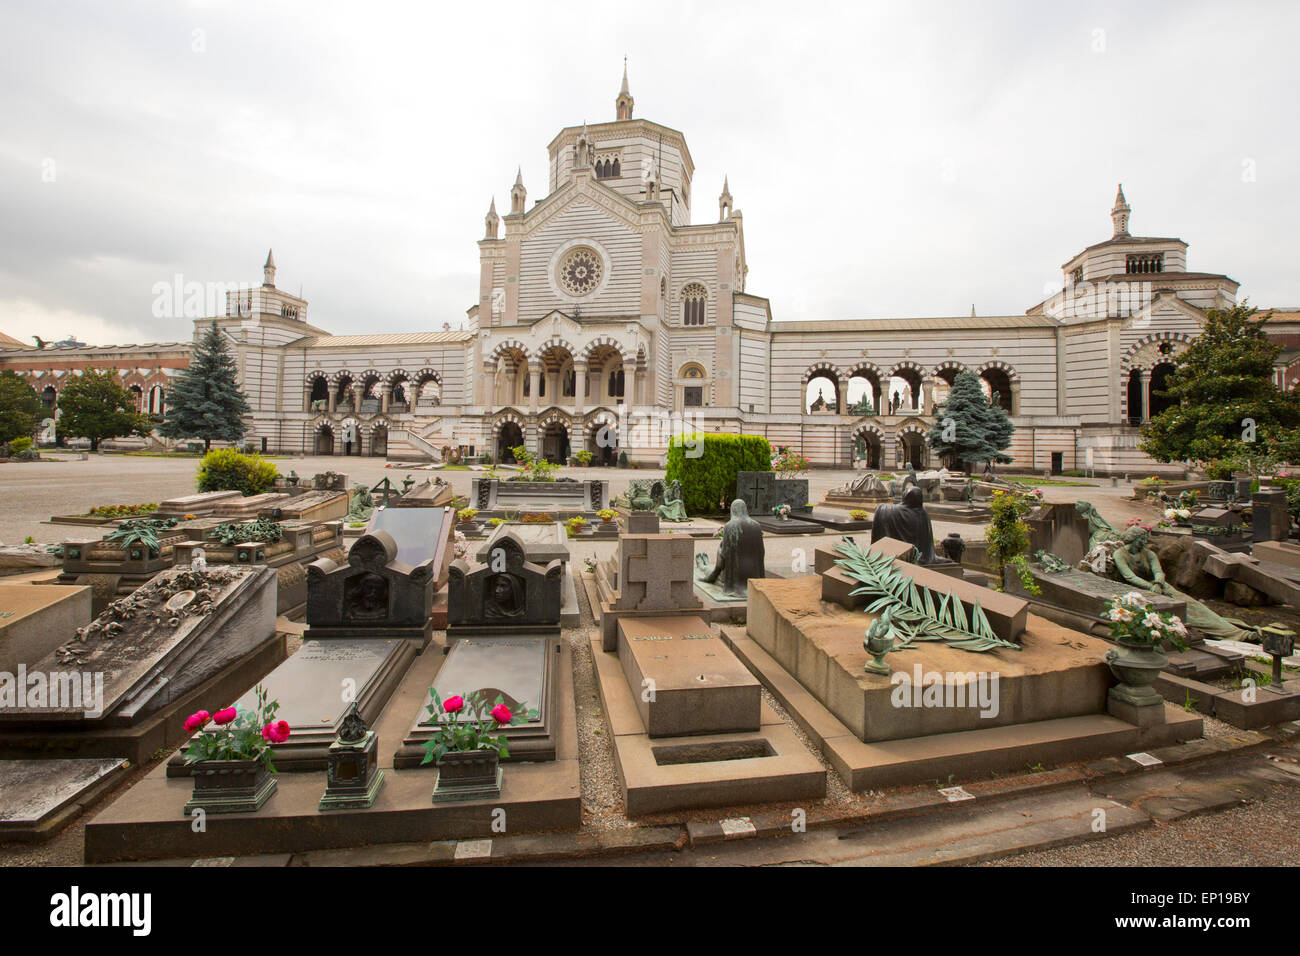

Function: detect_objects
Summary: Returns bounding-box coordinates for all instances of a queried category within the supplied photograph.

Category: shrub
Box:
[573,449,593,466]
[10,436,32,454]
[985,489,1041,593]
[665,433,773,515]
[565,516,587,537]
[196,448,279,496]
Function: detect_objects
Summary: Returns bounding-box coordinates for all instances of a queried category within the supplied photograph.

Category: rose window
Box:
[557,247,603,296]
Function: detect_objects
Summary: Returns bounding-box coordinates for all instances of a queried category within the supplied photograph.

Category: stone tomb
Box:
[394,635,561,767]
[1251,490,1291,542]
[168,637,415,774]
[0,583,91,674]
[260,489,349,523]
[394,477,455,508]
[617,616,760,737]
[0,757,130,842]
[593,533,704,651]
[1005,565,1185,634]
[447,532,563,641]
[471,477,609,517]
[305,531,440,650]
[212,493,291,517]
[0,565,282,766]
[736,470,811,517]
[724,539,1201,791]
[154,491,243,518]
[475,522,579,626]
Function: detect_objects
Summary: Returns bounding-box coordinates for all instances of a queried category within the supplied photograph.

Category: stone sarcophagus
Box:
[470,478,608,516]
[305,531,435,649]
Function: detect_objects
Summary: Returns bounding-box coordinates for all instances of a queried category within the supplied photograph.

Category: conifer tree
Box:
[161,322,252,451]
[1140,303,1300,467]
[927,370,1013,471]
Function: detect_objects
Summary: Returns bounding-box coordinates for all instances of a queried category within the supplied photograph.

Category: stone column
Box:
[573,360,587,414]
[1138,369,1150,423]
[1010,382,1021,416]
[327,387,337,414]
[837,376,848,415]
[625,360,639,407]
[923,377,936,416]
[380,384,390,414]
[528,363,540,413]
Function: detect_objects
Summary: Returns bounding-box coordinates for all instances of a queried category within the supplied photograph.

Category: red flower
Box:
[183,710,211,733]
[491,703,512,725]
[443,695,465,714]
[261,720,291,744]
[212,707,238,726]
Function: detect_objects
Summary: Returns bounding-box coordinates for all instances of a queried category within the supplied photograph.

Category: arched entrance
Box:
[852,429,883,469]
[1126,370,1144,425]
[898,431,927,469]
[1149,363,1177,418]
[341,418,359,456]
[541,420,570,464]
[497,421,524,462]
[587,416,618,465]
[370,424,388,457]
[315,424,335,456]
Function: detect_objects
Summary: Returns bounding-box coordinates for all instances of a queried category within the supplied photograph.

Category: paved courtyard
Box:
[0,452,1153,551]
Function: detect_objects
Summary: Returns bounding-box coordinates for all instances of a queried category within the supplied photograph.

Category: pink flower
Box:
[261,720,291,744]
[212,707,238,726]
[491,703,512,725]
[183,710,211,733]
[443,695,465,714]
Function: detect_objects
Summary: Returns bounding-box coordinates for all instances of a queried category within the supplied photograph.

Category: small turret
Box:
[484,198,499,240]
[1111,183,1131,238]
[510,168,526,215]
[263,248,276,287]
[616,57,634,121]
[719,176,733,221]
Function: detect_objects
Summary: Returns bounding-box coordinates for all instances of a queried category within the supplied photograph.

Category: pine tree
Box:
[57,368,151,451]
[161,322,252,451]
[1140,304,1300,467]
[927,370,1013,471]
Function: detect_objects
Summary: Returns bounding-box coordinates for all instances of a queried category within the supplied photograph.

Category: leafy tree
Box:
[928,370,1013,471]
[1140,304,1300,468]
[160,321,252,451]
[56,368,151,451]
[0,371,42,443]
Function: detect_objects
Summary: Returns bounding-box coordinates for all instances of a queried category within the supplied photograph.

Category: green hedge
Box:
[196,448,279,496]
[665,433,772,514]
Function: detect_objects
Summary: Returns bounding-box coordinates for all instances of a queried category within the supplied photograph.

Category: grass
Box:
[1003,476,1097,487]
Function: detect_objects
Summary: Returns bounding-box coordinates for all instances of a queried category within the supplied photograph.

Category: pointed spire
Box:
[514,166,523,187]
[264,248,275,269]
[510,168,527,214]
[1111,183,1131,238]
[719,176,733,221]
[484,197,500,240]
[616,58,635,120]
[262,248,276,287]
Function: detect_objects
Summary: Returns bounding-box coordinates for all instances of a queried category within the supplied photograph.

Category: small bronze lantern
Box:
[318,702,384,811]
[1261,629,1296,696]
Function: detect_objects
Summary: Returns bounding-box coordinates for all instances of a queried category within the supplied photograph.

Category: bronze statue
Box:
[655,479,689,522]
[696,499,765,595]
[871,486,936,563]
[348,484,376,522]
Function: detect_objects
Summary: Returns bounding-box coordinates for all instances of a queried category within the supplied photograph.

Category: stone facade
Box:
[4,73,1297,475]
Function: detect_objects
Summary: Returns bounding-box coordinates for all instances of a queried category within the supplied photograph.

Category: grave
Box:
[446,531,562,641]
[305,530,441,650]
[394,477,455,508]
[171,519,344,616]
[753,514,823,535]
[57,520,200,615]
[212,492,291,518]
[801,509,872,533]
[724,538,1201,791]
[154,491,242,518]
[312,472,349,492]
[1251,490,1291,542]
[0,583,91,674]
[168,637,415,774]
[823,472,891,508]
[475,521,578,626]
[0,565,282,766]
[736,470,811,517]
[0,757,130,842]
[592,533,705,651]
[260,489,349,523]
[470,477,609,517]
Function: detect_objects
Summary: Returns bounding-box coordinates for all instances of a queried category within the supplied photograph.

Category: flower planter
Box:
[182,759,277,816]
[432,749,502,803]
[1104,638,1168,707]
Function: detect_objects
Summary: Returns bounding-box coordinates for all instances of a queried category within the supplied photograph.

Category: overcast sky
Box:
[2,0,1296,347]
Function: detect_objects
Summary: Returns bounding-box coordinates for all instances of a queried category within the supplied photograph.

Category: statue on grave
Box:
[870,486,937,564]
[655,479,689,522]
[902,462,919,491]
[347,484,376,522]
[696,498,765,595]
[1110,525,1255,641]
[1074,500,1123,572]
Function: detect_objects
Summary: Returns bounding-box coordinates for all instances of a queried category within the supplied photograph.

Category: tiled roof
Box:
[302,331,473,347]
[770,314,1060,334]
[0,331,33,350]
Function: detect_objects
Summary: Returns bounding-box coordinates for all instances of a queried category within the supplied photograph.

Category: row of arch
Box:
[803,361,1017,416]
[305,368,442,415]
[490,409,622,465]
[484,340,641,408]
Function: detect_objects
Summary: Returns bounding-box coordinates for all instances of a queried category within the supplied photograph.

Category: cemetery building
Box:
[2,68,1298,473]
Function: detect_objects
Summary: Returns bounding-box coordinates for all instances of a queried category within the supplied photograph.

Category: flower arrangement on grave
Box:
[1163,507,1192,524]
[104,516,180,557]
[522,513,551,523]
[849,509,870,520]
[457,507,478,524]
[509,445,558,482]
[452,530,469,560]
[772,503,792,521]
[181,684,287,771]
[1103,592,1189,650]
[597,508,617,524]
[772,449,811,480]
[565,515,588,537]
[419,689,536,765]
[84,502,158,519]
[488,517,507,527]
